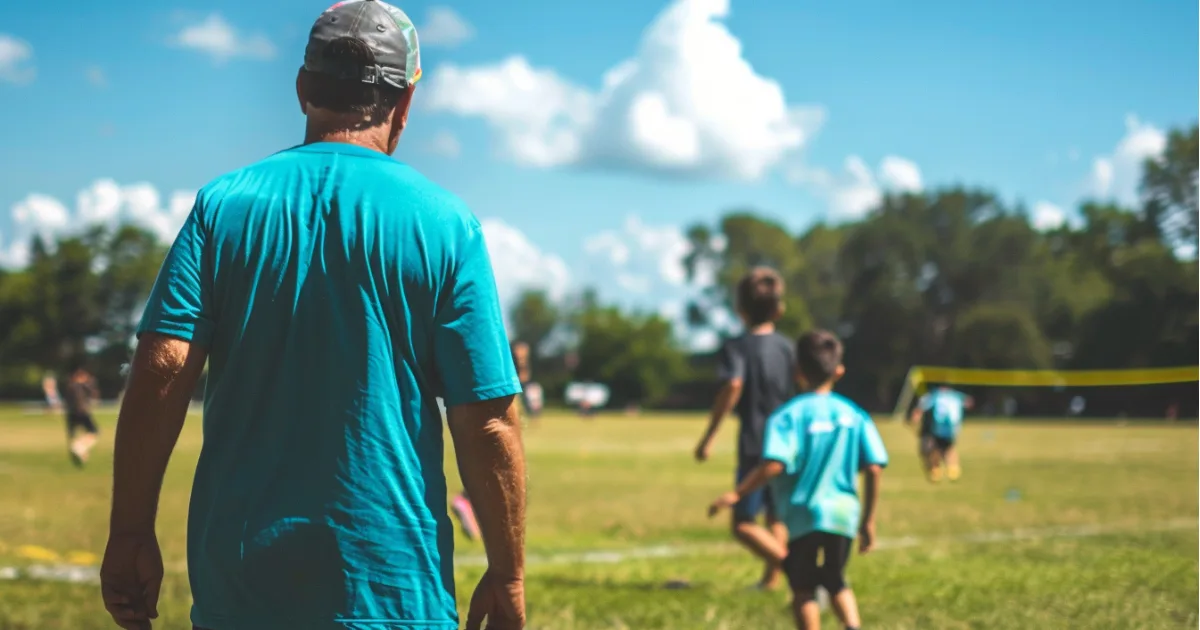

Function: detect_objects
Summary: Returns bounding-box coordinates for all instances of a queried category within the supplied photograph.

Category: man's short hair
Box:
[796,329,843,386]
[736,266,785,326]
[300,37,405,125]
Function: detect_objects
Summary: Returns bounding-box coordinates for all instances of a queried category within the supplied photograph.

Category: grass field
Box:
[1,406,1197,629]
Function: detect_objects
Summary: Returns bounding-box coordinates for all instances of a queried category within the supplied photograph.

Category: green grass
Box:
[0,407,1196,629]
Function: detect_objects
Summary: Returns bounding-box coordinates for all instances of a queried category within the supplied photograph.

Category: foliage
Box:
[0,225,166,396]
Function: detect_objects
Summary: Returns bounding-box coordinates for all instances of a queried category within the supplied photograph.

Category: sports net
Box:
[891,365,1200,422]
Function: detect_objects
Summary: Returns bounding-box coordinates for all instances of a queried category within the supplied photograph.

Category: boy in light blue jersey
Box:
[710,329,887,630]
[908,385,974,482]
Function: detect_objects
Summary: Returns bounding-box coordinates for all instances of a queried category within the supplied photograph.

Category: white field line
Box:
[2,517,1195,584]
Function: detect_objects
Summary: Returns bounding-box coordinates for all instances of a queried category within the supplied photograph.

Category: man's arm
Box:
[109,333,207,534]
[447,395,526,581]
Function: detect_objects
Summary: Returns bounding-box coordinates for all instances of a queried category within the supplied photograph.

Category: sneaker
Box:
[451,495,480,541]
[928,467,944,483]
[947,465,962,481]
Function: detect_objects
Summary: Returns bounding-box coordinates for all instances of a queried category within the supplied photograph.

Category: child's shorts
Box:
[783,531,853,594]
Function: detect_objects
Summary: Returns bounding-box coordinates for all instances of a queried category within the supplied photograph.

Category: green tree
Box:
[1141,123,1198,250]
[571,301,688,406]
[508,289,560,354]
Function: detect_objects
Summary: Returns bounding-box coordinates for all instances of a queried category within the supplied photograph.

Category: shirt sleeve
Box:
[859,414,889,468]
[137,198,216,347]
[716,339,745,383]
[917,393,933,411]
[433,221,523,407]
[763,408,799,470]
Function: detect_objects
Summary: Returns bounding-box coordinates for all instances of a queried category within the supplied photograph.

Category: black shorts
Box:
[782,531,853,595]
[66,412,98,435]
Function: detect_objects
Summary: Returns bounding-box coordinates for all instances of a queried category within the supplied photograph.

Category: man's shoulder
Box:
[196,148,477,228]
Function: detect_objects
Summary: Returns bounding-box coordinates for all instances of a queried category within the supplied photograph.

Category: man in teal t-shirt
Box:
[100,3,528,629]
[910,385,975,483]
[710,330,887,630]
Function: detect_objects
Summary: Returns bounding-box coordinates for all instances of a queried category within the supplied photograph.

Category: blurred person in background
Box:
[42,371,62,414]
[100,2,527,629]
[694,266,794,590]
[62,360,100,468]
[909,385,974,483]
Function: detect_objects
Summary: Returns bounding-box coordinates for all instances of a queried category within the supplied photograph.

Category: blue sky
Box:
[0,0,1195,334]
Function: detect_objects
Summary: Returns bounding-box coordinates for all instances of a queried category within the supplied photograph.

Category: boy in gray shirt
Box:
[695,266,795,589]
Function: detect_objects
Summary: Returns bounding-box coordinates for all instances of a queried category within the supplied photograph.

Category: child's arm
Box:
[858,464,883,553]
[694,378,742,462]
[707,460,784,517]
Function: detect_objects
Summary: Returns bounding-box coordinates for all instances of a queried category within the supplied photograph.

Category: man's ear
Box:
[386,86,416,154]
[296,69,308,115]
[834,364,846,381]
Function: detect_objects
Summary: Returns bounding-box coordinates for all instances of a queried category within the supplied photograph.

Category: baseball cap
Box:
[304,0,422,89]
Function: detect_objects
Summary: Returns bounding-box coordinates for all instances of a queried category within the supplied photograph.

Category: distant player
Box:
[42,371,62,414]
[695,266,794,589]
[709,329,887,630]
[909,385,974,482]
[62,361,100,468]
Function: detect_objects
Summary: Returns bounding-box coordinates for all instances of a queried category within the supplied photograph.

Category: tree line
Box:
[0,125,1195,415]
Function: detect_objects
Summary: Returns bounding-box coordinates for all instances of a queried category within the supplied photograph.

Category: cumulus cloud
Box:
[427,130,462,158]
[1031,201,1067,231]
[584,215,691,292]
[480,218,571,310]
[1,180,197,268]
[1087,115,1167,205]
[425,0,824,180]
[789,154,923,220]
[0,34,35,83]
[419,7,475,48]
[174,14,275,62]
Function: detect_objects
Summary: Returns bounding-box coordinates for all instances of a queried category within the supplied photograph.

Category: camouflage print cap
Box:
[304,0,422,89]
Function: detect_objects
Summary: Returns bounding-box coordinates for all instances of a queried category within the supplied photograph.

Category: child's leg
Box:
[819,534,860,630]
[732,464,786,586]
[926,442,945,482]
[790,590,822,630]
[758,496,788,587]
[945,443,961,481]
[782,533,821,630]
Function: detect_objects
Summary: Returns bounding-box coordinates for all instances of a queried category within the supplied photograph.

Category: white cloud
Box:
[428,130,462,158]
[85,65,107,87]
[1,180,197,268]
[420,7,475,48]
[1031,201,1067,231]
[0,34,35,83]
[479,218,571,309]
[425,0,824,180]
[790,154,923,220]
[174,14,276,62]
[586,215,691,287]
[879,156,923,192]
[1087,114,1167,204]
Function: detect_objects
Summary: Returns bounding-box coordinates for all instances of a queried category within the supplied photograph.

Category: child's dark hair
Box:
[796,329,843,386]
[735,266,785,326]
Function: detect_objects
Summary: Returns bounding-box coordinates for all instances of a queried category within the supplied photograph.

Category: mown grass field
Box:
[1,406,1197,629]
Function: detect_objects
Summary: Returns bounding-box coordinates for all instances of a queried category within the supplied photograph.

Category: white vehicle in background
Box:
[564,382,610,417]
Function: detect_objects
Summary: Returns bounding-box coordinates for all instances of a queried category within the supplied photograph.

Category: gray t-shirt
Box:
[717,332,796,462]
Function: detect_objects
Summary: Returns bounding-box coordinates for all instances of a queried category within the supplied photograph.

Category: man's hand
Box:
[858,521,876,554]
[694,437,713,462]
[707,491,739,518]
[464,569,525,630]
[100,532,164,630]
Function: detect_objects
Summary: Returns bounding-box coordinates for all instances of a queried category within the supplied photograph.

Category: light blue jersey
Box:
[919,388,969,439]
[762,392,889,540]
[139,142,521,629]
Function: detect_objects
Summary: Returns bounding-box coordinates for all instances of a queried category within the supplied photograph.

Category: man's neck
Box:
[810,382,835,394]
[748,322,775,335]
[304,125,391,155]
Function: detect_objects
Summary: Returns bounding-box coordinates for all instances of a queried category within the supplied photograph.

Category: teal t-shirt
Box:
[919,388,968,439]
[762,392,889,540]
[138,142,522,629]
